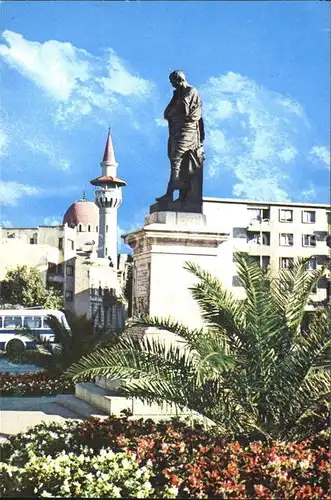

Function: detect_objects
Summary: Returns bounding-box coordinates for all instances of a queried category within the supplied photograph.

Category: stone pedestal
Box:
[123,209,229,337]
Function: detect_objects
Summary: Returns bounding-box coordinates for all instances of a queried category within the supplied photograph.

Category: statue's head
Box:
[169,70,187,89]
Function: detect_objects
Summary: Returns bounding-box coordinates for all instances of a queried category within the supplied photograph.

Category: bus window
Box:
[24,316,42,329]
[0,317,2,328]
[43,317,50,328]
[4,316,22,328]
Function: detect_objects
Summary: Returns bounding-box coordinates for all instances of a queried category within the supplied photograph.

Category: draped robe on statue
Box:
[164,85,205,203]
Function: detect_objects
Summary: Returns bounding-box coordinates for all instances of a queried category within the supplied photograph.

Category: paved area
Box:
[0,362,83,443]
[0,397,82,442]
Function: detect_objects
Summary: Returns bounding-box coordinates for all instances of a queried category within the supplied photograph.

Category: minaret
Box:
[90,129,126,268]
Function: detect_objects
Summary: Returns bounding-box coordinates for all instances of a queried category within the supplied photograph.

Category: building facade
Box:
[203,198,331,304]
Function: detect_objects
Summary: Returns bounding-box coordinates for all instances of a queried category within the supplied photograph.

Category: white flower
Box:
[111,485,122,497]
[299,459,310,469]
[167,486,179,497]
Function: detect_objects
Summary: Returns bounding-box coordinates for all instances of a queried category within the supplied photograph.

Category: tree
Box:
[0,265,62,309]
[22,311,122,375]
[67,253,331,442]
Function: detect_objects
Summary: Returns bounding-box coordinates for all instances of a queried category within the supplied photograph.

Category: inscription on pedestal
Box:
[132,259,151,316]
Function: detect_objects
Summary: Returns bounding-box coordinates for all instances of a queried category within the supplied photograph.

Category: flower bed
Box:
[1,415,330,498]
[0,372,75,397]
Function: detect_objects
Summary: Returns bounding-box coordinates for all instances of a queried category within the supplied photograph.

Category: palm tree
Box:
[67,253,331,441]
[22,311,121,375]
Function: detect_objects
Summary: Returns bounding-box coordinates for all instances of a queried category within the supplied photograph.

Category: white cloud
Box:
[0,129,8,156]
[98,49,153,97]
[301,185,317,202]
[0,181,40,206]
[278,146,297,163]
[0,219,12,228]
[0,31,153,126]
[201,72,308,200]
[0,30,90,101]
[24,138,71,171]
[43,217,62,226]
[309,145,330,168]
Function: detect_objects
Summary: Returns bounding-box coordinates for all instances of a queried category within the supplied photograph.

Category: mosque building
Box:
[0,130,129,330]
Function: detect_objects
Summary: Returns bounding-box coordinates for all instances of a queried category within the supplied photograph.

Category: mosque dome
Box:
[63,193,99,229]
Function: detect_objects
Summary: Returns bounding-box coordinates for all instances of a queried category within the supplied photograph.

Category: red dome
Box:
[63,200,99,228]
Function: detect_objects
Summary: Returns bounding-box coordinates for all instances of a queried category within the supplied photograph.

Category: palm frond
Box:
[184,261,250,352]
[271,258,326,331]
[127,315,204,343]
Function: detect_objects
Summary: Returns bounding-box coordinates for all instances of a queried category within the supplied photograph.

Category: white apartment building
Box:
[203,198,331,305]
[0,225,77,309]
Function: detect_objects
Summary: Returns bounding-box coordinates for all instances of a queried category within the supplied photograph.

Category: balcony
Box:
[47,274,65,283]
[47,263,65,283]
[247,217,270,232]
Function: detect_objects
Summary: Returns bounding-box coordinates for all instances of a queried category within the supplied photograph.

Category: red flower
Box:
[170,474,179,486]
[229,442,241,452]
[254,484,270,496]
[227,463,238,475]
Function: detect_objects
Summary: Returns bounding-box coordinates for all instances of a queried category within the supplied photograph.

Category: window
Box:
[247,207,270,222]
[68,239,74,250]
[106,225,108,232]
[233,228,247,239]
[302,210,316,224]
[250,256,270,271]
[4,316,22,328]
[66,265,74,277]
[247,232,270,246]
[23,316,42,329]
[47,262,57,274]
[43,317,50,328]
[0,317,3,328]
[58,237,63,250]
[30,234,37,244]
[279,209,293,222]
[248,233,261,244]
[79,224,82,232]
[96,226,98,232]
[279,233,294,246]
[308,257,317,270]
[248,208,262,221]
[57,263,64,275]
[302,234,316,247]
[280,257,294,269]
[317,277,328,289]
[232,275,242,287]
[65,291,73,302]
[88,225,91,232]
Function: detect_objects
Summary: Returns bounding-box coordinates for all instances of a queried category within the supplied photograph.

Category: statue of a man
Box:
[156,70,205,204]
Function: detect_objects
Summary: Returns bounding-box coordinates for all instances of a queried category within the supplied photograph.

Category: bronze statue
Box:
[156,70,205,205]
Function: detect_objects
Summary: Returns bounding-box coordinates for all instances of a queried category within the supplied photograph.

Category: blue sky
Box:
[0,1,330,240]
